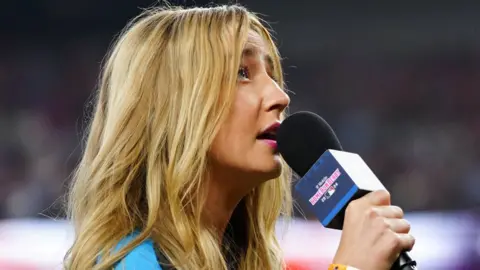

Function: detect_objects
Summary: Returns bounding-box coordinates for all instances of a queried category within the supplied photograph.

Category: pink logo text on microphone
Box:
[309,168,341,205]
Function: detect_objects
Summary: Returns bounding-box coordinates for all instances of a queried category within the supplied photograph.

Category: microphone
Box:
[277,111,417,270]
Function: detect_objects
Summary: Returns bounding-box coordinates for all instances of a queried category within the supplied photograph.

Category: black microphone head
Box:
[277,111,342,177]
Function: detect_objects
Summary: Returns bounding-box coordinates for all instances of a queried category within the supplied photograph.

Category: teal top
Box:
[111,232,163,270]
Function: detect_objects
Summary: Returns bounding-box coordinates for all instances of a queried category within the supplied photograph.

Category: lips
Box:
[257,122,280,150]
[257,122,280,140]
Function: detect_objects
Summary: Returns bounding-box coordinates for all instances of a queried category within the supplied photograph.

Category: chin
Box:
[256,155,283,180]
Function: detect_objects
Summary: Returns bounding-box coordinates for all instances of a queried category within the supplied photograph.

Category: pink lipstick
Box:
[257,121,281,150]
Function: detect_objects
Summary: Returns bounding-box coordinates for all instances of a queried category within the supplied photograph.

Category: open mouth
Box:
[257,122,279,141]
[256,132,277,141]
[257,122,280,151]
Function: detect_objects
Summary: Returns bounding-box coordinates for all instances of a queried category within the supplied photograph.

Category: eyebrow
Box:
[242,47,275,72]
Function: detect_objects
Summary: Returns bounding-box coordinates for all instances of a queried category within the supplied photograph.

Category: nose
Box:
[263,78,290,113]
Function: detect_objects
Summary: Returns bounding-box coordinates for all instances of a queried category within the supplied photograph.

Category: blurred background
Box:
[0,0,479,269]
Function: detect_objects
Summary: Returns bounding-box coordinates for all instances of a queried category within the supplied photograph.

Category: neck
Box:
[203,167,253,242]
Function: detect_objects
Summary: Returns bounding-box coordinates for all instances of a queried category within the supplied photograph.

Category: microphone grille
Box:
[277,111,342,176]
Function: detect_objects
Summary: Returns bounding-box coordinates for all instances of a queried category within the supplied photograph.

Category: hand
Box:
[333,190,415,270]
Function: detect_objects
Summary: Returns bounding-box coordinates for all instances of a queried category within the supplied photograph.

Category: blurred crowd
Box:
[0,40,102,219]
[291,51,480,214]
[1,1,479,220]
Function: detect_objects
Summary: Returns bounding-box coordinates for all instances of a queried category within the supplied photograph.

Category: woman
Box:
[65,4,414,270]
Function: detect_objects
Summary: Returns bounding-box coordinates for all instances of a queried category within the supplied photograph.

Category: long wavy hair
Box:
[65,4,292,270]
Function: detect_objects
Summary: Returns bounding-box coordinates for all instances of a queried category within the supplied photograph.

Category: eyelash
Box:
[237,66,279,83]
[238,66,250,81]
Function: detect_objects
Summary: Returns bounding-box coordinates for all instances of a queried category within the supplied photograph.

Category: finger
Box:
[396,233,415,252]
[384,218,411,234]
[373,205,404,219]
[365,190,391,206]
[381,232,415,262]
[383,233,416,263]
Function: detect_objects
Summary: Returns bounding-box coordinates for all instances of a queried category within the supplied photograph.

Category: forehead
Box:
[244,30,268,54]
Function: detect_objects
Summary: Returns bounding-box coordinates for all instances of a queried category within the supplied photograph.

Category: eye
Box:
[238,66,250,81]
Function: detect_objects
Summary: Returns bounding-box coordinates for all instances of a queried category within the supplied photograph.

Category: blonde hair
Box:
[65,4,292,270]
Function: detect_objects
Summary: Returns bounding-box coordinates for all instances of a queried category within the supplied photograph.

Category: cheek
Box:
[231,87,260,124]
[210,89,261,161]
[228,90,260,141]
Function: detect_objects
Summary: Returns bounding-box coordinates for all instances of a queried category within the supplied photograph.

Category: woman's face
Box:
[209,30,290,184]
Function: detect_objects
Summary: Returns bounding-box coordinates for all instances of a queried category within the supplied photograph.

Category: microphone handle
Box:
[391,251,417,270]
